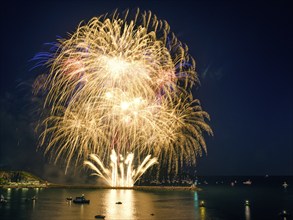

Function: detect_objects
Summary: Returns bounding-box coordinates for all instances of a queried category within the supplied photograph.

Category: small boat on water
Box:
[199,201,205,207]
[116,201,122,204]
[73,195,90,204]
[95,215,105,219]
[243,180,252,185]
[279,210,290,218]
[282,181,288,189]
[0,195,8,204]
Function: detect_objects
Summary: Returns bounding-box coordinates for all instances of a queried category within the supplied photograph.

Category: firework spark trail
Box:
[84,151,158,187]
[34,9,213,184]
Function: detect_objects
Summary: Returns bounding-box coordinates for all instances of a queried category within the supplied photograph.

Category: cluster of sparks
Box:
[33,9,212,187]
[84,150,158,187]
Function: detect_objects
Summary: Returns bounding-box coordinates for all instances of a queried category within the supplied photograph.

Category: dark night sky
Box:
[0,0,292,180]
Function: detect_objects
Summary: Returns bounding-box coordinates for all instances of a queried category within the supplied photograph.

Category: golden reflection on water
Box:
[200,206,206,220]
[245,206,251,220]
[104,189,135,219]
[80,203,84,218]
[6,188,11,198]
[194,192,207,220]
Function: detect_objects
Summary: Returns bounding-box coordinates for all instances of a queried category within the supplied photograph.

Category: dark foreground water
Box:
[0,176,292,220]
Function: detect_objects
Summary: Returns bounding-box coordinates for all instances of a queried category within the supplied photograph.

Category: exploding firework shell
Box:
[34,8,212,175]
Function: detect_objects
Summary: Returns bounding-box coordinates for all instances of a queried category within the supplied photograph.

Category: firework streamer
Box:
[33,9,212,186]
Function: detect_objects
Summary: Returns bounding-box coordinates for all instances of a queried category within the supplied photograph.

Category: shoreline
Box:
[0,184,199,191]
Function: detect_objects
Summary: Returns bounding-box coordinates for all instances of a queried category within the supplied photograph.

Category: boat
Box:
[0,195,8,204]
[279,210,290,218]
[95,215,105,219]
[243,180,252,185]
[0,199,7,204]
[282,181,288,189]
[199,201,205,207]
[73,195,90,204]
[115,201,122,204]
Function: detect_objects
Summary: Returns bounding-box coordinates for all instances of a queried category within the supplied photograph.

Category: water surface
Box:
[1,177,292,220]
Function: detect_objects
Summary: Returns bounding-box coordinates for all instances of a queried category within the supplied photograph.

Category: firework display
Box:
[33,9,212,186]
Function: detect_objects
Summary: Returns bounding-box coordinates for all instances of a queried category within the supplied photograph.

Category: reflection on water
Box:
[79,203,84,218]
[245,205,251,220]
[194,192,207,220]
[6,188,11,198]
[194,191,198,208]
[200,206,206,220]
[105,189,135,219]
[32,200,36,210]
[0,185,292,220]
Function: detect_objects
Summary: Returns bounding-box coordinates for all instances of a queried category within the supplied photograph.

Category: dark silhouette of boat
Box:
[116,201,122,204]
[0,194,7,204]
[73,195,90,204]
[95,214,105,219]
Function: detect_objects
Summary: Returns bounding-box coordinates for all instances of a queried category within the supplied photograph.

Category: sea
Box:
[0,176,292,220]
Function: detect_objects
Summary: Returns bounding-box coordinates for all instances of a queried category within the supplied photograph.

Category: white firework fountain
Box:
[84,150,157,187]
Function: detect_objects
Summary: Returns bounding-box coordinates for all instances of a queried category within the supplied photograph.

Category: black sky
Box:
[0,0,292,178]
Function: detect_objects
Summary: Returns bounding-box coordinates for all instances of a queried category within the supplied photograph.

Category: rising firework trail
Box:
[33,8,213,186]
